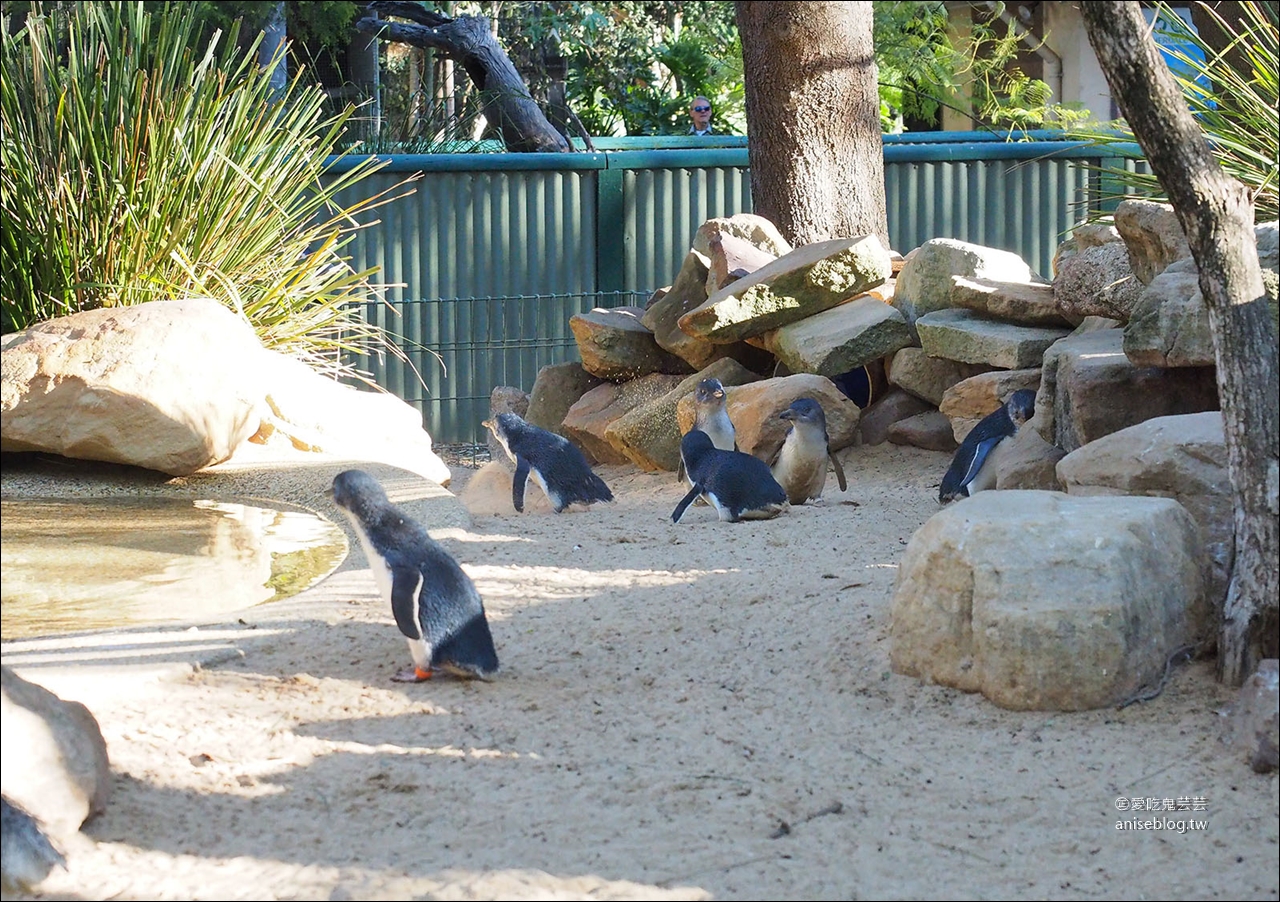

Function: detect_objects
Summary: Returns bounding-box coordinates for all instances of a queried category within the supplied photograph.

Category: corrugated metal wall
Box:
[324,138,1138,443]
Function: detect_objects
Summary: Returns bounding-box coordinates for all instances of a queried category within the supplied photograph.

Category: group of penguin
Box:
[329,379,1038,686]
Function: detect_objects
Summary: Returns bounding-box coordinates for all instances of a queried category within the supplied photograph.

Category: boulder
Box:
[2,666,111,840]
[855,387,934,446]
[916,308,1070,370]
[1123,259,1215,367]
[1038,329,1219,452]
[690,213,793,259]
[570,307,693,380]
[678,235,894,343]
[1219,659,1279,774]
[676,373,860,459]
[525,362,602,436]
[704,230,778,295]
[994,427,1066,491]
[1115,199,1192,284]
[1056,412,1233,619]
[1051,220,1123,279]
[949,276,1071,327]
[887,347,992,407]
[562,374,685,465]
[886,410,958,452]
[1,298,262,475]
[890,491,1207,711]
[1053,241,1145,322]
[754,296,912,378]
[603,358,759,472]
[248,351,452,486]
[939,369,1043,442]
[893,238,1034,330]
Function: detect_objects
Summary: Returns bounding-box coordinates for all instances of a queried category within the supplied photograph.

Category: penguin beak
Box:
[779,409,794,421]
[481,419,494,433]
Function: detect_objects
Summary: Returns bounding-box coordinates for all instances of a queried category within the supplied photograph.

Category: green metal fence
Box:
[326,133,1143,443]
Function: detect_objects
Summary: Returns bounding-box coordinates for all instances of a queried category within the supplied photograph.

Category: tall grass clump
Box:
[1078,1,1278,222]
[0,1,411,378]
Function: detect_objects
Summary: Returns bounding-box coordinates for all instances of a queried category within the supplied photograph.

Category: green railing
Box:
[327,133,1144,443]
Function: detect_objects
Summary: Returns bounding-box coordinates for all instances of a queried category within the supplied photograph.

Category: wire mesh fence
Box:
[348,290,650,444]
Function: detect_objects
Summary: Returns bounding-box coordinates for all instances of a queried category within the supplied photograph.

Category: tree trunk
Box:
[356,1,569,153]
[734,1,888,248]
[1082,2,1279,684]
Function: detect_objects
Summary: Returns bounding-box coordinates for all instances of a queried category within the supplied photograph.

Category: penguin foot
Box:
[392,666,433,683]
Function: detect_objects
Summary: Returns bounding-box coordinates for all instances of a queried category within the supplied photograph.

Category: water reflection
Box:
[1,497,346,639]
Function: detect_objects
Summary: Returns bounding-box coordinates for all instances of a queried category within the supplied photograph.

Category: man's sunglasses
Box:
[693,105,711,112]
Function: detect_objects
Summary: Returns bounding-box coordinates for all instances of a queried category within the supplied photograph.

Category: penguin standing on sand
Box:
[768,397,847,505]
[483,412,614,513]
[939,389,1037,503]
[330,470,498,682]
[679,377,738,485]
[672,430,789,523]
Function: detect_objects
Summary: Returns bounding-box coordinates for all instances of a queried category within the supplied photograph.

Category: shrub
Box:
[0,1,412,378]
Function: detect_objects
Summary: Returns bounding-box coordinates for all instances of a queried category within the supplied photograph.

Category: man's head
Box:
[690,96,712,132]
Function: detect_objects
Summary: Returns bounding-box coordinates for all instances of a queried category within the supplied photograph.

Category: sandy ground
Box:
[2,442,1277,901]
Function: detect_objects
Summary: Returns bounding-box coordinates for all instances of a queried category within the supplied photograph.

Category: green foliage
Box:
[0,1,409,380]
[1074,1,1278,223]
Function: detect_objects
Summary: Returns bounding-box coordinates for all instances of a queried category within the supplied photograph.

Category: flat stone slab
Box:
[888,347,992,407]
[917,308,1071,369]
[678,235,893,343]
[756,296,912,378]
[891,491,1207,711]
[949,276,1071,327]
[570,307,693,380]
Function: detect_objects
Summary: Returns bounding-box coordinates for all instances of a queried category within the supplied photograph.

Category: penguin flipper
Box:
[671,485,703,523]
[389,568,426,641]
[829,451,847,492]
[958,435,1003,493]
[511,456,531,512]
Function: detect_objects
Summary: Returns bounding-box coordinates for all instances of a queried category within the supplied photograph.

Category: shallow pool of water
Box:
[1,497,347,639]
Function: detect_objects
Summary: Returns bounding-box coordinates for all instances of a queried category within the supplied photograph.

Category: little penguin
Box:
[939,389,1037,503]
[483,412,614,513]
[672,429,789,523]
[768,397,847,505]
[679,377,738,486]
[1,796,64,894]
[330,469,498,682]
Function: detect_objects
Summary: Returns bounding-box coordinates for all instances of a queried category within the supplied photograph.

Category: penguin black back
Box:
[330,470,498,680]
[938,389,1036,503]
[484,412,613,513]
[673,430,788,523]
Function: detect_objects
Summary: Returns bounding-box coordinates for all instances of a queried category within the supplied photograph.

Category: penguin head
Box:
[330,469,389,520]
[694,378,726,406]
[1005,390,1037,428]
[483,412,522,440]
[780,397,826,428]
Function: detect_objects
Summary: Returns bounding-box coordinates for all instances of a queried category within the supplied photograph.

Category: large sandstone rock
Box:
[939,368,1042,442]
[916,308,1070,370]
[525,362,602,436]
[890,492,1207,711]
[1220,660,1279,774]
[949,276,1069,327]
[1052,221,1123,278]
[249,351,452,486]
[1123,260,1215,367]
[2,666,111,840]
[894,238,1034,330]
[755,296,912,378]
[887,347,992,407]
[562,374,684,464]
[704,230,778,295]
[1115,199,1192,284]
[887,409,958,452]
[678,236,894,343]
[994,427,1066,491]
[1,298,263,475]
[570,307,693,380]
[1057,412,1233,619]
[1053,241,1145,322]
[604,358,759,472]
[690,213,793,260]
[1038,329,1219,452]
[856,387,934,446]
[676,373,860,459]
